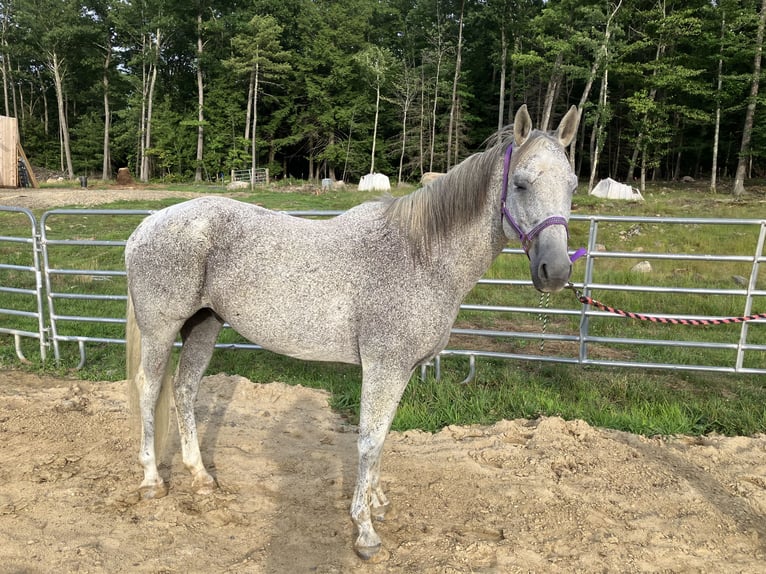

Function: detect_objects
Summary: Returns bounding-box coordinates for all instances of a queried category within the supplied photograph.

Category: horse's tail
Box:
[126,289,173,458]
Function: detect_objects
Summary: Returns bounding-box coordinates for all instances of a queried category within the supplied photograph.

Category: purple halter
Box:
[500,144,586,263]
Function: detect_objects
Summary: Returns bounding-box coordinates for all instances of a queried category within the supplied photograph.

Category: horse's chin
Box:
[532,281,568,294]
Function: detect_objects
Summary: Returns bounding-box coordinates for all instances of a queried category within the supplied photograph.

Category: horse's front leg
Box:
[351,362,411,561]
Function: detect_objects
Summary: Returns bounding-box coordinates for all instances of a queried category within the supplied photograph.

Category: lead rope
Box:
[538,292,550,351]
[567,282,766,325]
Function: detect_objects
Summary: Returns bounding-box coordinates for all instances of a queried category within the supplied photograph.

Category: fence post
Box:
[736,222,766,371]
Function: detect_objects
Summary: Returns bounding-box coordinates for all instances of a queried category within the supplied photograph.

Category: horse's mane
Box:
[381,127,516,257]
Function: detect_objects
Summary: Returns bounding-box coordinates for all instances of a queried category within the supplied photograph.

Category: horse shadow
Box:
[165,373,362,570]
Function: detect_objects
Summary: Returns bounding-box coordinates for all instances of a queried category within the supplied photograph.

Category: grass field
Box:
[1,179,766,436]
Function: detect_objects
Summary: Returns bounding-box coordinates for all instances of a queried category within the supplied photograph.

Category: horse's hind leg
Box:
[136,324,182,499]
[175,308,223,494]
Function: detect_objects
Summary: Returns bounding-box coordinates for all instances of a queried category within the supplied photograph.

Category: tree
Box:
[0,1,13,117]
[387,53,419,186]
[3,0,766,186]
[226,14,291,186]
[194,8,205,182]
[445,0,465,169]
[354,46,392,174]
[734,0,766,196]
[15,0,97,179]
[90,0,120,180]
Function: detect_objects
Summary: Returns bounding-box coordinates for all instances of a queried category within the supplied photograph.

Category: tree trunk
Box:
[102,44,112,180]
[141,59,158,181]
[588,64,609,192]
[137,33,147,178]
[570,0,621,170]
[0,8,8,117]
[141,28,161,183]
[250,60,259,188]
[711,12,725,193]
[396,66,415,186]
[398,100,409,185]
[446,0,465,170]
[195,12,205,183]
[733,0,766,196]
[429,52,442,172]
[370,74,380,173]
[497,26,507,131]
[507,35,520,125]
[627,40,665,181]
[245,71,254,140]
[0,55,8,117]
[138,62,146,177]
[342,110,354,182]
[326,130,336,180]
[419,65,425,177]
[49,51,73,179]
[672,114,683,180]
[540,51,563,132]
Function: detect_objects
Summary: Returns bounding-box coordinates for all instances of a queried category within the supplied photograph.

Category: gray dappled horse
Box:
[125,104,580,561]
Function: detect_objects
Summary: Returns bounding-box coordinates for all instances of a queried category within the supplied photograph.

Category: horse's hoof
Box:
[192,475,217,496]
[355,544,389,563]
[139,482,168,500]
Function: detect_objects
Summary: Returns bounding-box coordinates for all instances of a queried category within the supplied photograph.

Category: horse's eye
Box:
[514,180,528,192]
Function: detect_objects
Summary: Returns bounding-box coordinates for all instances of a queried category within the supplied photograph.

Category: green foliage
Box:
[1,0,766,186]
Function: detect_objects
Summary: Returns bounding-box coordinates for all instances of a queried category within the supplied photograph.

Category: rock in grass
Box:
[630,261,652,273]
[732,275,748,286]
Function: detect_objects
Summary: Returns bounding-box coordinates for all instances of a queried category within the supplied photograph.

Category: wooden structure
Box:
[0,115,38,188]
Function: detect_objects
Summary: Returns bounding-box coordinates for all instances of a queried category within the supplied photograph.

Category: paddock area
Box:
[1,369,765,573]
[2,187,766,571]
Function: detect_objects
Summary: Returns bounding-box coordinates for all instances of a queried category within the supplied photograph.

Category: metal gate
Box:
[1,207,765,376]
[0,206,46,361]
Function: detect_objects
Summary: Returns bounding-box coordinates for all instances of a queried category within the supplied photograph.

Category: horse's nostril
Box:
[540,263,549,281]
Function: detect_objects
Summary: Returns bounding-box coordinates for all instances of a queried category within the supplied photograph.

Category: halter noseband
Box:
[500,144,586,263]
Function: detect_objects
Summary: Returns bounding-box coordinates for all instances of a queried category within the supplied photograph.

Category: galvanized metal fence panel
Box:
[438,215,766,381]
[39,209,153,367]
[1,207,765,378]
[0,206,46,361]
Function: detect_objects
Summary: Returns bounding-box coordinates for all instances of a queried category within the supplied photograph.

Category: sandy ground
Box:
[3,188,766,572]
[0,186,212,210]
[1,369,766,573]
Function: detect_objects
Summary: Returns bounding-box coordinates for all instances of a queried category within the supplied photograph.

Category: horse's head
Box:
[501,104,580,293]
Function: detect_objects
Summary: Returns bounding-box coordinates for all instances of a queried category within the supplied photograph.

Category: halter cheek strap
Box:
[500,144,586,263]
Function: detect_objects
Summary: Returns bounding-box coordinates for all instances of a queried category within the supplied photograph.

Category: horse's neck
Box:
[432,185,506,294]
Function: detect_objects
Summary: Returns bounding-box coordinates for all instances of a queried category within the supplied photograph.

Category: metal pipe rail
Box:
[0,207,46,361]
[1,207,765,380]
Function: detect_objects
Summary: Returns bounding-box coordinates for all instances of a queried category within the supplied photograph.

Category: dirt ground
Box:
[0,186,216,210]
[1,370,766,574]
[3,188,766,572]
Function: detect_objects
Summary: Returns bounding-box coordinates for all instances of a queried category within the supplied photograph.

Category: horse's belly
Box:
[223,308,362,365]
[265,343,360,364]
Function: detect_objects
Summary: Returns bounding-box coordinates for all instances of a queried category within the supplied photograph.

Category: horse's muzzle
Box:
[531,254,572,293]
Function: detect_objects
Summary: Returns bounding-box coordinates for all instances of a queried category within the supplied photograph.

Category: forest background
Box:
[1,0,765,194]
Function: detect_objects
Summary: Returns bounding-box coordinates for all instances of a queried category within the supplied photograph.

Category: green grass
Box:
[2,180,766,437]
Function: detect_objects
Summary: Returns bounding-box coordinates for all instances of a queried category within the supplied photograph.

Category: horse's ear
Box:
[513,105,532,146]
[556,105,579,147]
